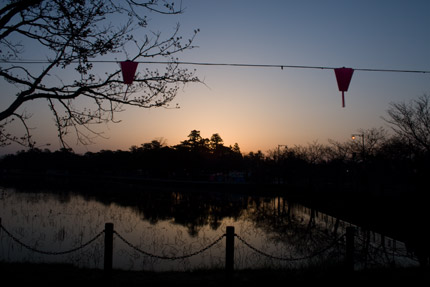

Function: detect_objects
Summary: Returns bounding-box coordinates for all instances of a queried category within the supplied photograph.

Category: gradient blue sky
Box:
[1,0,430,155]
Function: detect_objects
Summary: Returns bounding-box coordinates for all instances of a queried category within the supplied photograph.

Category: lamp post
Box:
[277,145,288,184]
[351,133,365,160]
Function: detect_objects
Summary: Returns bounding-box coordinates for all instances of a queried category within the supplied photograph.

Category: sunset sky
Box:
[1,0,430,155]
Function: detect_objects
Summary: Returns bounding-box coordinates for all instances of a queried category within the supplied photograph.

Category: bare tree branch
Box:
[383,94,430,154]
[0,0,200,149]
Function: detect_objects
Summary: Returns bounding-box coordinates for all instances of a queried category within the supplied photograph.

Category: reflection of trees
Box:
[64,186,340,248]
[169,192,247,236]
[87,188,345,260]
[84,189,248,237]
[244,196,342,261]
[9,185,249,237]
[9,186,425,267]
[6,186,343,251]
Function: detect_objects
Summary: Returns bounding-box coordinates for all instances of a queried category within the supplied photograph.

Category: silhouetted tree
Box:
[1,125,423,189]
[383,95,430,190]
[244,150,267,182]
[290,141,330,165]
[384,94,430,154]
[0,0,199,149]
[232,143,241,154]
[209,133,223,152]
[327,138,351,162]
[177,130,207,152]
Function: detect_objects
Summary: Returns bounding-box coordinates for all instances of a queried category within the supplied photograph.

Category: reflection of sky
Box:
[1,0,430,155]
[1,188,416,271]
[0,189,226,270]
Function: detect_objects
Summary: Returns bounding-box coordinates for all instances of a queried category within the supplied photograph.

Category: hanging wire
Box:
[1,59,430,74]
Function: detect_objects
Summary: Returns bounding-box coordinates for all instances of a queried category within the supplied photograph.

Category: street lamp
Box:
[277,145,288,184]
[351,133,364,145]
[351,133,365,159]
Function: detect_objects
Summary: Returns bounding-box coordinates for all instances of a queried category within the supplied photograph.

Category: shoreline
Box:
[1,262,429,286]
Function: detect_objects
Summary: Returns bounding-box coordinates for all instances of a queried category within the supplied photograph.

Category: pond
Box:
[0,185,417,271]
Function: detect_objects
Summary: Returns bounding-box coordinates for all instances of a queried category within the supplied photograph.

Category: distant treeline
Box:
[0,128,428,192]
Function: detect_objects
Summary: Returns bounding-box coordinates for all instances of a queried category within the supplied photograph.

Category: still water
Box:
[0,186,416,271]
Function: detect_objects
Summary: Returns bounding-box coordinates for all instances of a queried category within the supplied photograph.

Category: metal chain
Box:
[114,230,226,260]
[0,224,104,255]
[4,219,414,266]
[235,233,345,262]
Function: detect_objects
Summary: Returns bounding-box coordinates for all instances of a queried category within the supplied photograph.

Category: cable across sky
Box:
[1,59,430,74]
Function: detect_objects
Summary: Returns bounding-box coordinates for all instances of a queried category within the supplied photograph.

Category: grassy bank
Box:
[1,262,429,286]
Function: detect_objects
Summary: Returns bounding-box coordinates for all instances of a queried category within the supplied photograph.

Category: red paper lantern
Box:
[334,67,354,108]
[120,61,139,84]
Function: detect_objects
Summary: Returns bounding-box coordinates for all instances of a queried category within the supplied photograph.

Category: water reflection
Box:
[0,186,417,271]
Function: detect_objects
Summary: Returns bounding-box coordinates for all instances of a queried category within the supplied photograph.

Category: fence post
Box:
[346,226,355,271]
[225,226,235,273]
[104,222,114,273]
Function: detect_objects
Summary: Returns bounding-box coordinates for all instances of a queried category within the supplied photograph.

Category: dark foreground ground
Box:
[1,262,429,286]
